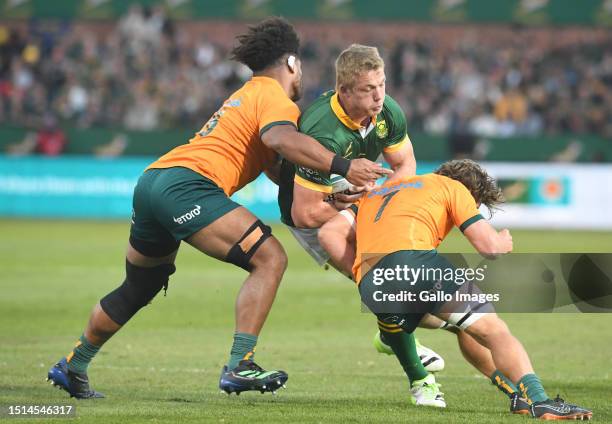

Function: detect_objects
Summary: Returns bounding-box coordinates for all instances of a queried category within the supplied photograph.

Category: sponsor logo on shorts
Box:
[173,204,201,225]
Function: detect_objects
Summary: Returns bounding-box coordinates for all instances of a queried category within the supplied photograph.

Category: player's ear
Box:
[287,55,296,73]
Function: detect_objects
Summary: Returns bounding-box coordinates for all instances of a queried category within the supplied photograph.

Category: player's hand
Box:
[332,198,353,210]
[351,181,379,193]
[346,159,392,186]
[334,191,363,205]
[498,228,513,253]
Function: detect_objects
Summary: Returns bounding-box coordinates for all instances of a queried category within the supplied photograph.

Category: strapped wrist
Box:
[330,154,351,177]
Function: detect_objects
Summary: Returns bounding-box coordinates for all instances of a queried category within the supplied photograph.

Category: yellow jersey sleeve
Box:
[258,84,300,137]
[447,179,484,232]
[383,134,410,153]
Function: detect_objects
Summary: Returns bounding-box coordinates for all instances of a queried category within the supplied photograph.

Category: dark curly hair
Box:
[230,17,300,72]
[435,159,504,216]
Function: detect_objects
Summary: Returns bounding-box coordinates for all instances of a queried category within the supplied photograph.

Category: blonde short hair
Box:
[335,44,384,90]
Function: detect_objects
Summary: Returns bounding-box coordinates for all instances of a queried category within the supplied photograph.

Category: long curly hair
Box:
[435,159,504,216]
[230,17,300,72]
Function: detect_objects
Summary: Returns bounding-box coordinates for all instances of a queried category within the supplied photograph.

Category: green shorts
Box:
[129,167,240,256]
[358,250,464,333]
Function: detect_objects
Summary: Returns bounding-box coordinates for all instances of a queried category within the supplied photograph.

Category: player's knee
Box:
[100,260,176,326]
[465,314,508,344]
[476,314,507,333]
[278,245,289,274]
[485,316,511,340]
[251,237,287,277]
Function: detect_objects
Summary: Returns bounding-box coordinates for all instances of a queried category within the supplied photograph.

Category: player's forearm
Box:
[474,239,505,259]
[464,221,513,258]
[469,230,512,258]
[273,132,335,174]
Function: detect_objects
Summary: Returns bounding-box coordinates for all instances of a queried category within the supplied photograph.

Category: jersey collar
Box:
[330,92,377,131]
[251,76,286,93]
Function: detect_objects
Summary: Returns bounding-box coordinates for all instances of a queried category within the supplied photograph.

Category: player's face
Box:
[290,58,303,102]
[344,68,386,118]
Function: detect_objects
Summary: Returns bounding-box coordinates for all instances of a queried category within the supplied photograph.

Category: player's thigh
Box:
[137,166,242,260]
[186,205,285,268]
[129,168,182,267]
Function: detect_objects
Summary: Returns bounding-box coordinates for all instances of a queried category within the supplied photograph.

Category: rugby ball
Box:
[330,174,355,194]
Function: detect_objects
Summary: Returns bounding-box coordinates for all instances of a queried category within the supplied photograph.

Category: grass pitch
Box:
[1,219,611,423]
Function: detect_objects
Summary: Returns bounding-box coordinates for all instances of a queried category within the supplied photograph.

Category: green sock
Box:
[66,334,100,374]
[490,369,518,398]
[517,373,549,403]
[228,332,257,369]
[380,330,428,384]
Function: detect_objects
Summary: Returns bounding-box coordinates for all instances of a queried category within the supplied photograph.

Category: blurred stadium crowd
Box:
[1,4,611,137]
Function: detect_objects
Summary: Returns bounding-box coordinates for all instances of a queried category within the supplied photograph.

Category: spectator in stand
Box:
[6,114,67,156]
[0,16,610,138]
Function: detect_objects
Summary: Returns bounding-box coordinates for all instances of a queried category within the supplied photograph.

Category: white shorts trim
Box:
[447,311,486,330]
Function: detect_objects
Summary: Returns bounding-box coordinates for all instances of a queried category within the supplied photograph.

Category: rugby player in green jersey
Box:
[277,44,521,408]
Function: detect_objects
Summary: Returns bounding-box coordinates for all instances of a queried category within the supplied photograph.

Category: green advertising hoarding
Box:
[0,0,610,26]
[1,125,611,162]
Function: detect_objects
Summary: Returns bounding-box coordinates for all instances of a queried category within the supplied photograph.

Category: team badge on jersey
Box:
[376,120,388,138]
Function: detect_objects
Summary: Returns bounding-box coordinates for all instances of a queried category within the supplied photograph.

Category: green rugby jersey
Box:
[278,90,410,226]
